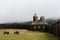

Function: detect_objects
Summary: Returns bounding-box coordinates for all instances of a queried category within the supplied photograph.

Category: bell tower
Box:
[33,14,38,22]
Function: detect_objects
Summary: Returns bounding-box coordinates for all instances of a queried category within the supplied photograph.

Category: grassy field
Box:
[0,29,58,40]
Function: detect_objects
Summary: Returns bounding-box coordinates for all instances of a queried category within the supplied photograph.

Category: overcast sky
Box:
[0,0,60,23]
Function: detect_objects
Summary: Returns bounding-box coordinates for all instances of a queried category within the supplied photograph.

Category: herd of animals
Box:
[4,31,19,35]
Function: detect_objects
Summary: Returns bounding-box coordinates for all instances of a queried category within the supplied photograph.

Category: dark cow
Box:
[14,31,19,35]
[4,32,9,35]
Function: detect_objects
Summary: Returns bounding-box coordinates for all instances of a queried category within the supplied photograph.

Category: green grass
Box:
[0,29,58,40]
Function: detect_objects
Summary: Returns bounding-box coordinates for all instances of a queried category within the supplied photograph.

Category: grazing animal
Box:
[4,32,9,35]
[14,31,19,35]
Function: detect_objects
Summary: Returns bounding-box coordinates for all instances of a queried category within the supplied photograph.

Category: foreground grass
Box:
[0,29,58,40]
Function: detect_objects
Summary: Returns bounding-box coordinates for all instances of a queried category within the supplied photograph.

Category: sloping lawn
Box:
[0,29,58,40]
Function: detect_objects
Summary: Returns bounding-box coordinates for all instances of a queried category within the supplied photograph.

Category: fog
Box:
[0,0,60,23]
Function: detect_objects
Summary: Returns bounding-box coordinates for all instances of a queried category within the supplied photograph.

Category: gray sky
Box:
[0,0,60,23]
